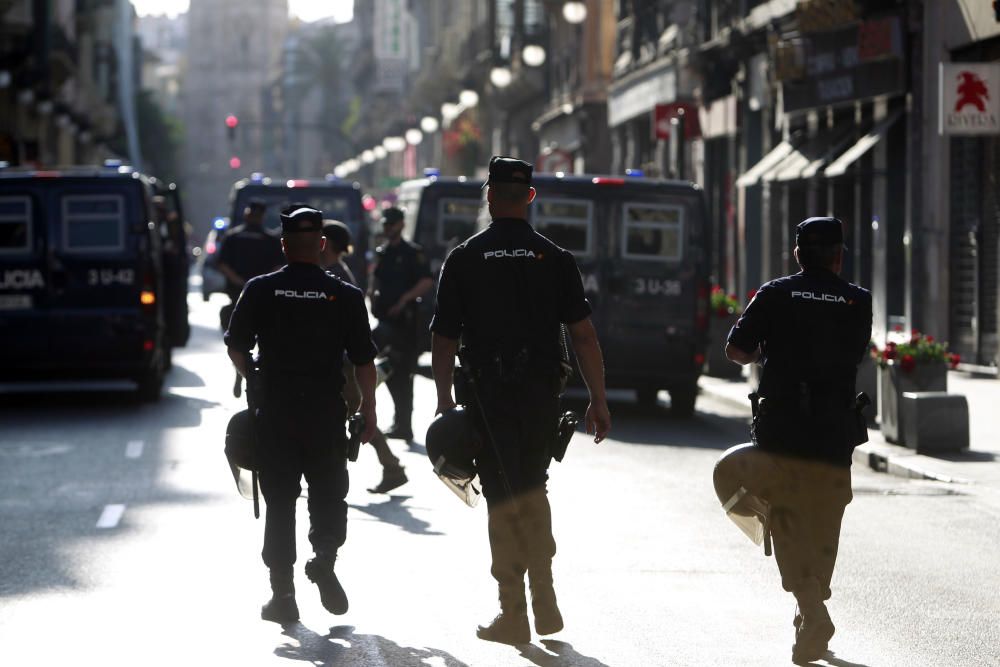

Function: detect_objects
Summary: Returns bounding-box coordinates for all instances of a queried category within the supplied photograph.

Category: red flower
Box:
[747,289,758,301]
[716,306,730,317]
[894,324,904,332]
[883,348,897,362]
[900,354,916,372]
[925,335,934,343]
[886,341,897,350]
[711,285,723,294]
[949,353,961,369]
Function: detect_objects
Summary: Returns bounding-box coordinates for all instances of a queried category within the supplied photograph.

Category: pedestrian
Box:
[724,217,872,664]
[322,220,408,494]
[225,204,379,625]
[430,156,612,644]
[217,198,284,308]
[370,206,434,441]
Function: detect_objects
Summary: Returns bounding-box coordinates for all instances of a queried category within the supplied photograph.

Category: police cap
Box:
[280,203,323,233]
[381,207,404,225]
[322,219,352,251]
[795,217,844,247]
[482,155,533,190]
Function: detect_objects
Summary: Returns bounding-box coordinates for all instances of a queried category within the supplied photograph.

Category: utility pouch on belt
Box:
[552,411,579,462]
[347,413,364,462]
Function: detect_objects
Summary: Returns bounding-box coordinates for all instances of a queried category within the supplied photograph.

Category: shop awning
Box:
[735,140,795,187]
[764,127,857,182]
[823,109,904,178]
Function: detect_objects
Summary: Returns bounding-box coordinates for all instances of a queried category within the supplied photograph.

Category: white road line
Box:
[125,440,144,459]
[96,504,125,529]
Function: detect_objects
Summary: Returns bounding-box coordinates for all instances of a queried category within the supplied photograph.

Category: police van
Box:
[396,172,482,349]
[480,173,711,416]
[0,163,175,399]
[229,175,369,292]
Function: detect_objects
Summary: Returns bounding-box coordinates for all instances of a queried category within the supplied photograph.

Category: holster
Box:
[552,411,579,463]
[346,413,364,462]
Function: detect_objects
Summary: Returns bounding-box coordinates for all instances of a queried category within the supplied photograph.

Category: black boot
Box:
[521,490,563,635]
[477,502,530,644]
[261,568,299,624]
[305,553,348,615]
[791,585,835,664]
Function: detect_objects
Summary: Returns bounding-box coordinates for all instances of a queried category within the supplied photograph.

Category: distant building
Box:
[137,13,186,115]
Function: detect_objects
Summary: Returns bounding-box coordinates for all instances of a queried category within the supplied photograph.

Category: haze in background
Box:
[130,0,353,22]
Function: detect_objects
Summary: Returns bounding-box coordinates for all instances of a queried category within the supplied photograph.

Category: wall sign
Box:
[940,63,1000,136]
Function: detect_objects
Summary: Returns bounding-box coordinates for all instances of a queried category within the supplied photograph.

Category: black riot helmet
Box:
[425,407,482,507]
[225,409,260,503]
[713,443,778,555]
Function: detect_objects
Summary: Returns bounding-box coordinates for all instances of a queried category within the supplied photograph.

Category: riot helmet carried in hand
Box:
[425,406,482,507]
[713,442,777,554]
[225,409,260,501]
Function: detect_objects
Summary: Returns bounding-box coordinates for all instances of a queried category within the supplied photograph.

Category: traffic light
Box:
[225,114,238,141]
[229,156,241,170]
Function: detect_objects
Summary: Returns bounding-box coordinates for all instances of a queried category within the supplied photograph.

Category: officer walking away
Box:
[370,206,434,441]
[322,220,408,494]
[217,199,284,312]
[225,204,379,625]
[724,217,872,664]
[430,156,612,644]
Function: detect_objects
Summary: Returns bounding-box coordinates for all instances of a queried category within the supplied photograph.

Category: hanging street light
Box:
[361,149,375,164]
[405,128,424,145]
[490,65,512,88]
[522,44,547,67]
[420,116,440,133]
[373,146,388,160]
[383,136,407,153]
[459,89,479,108]
[562,1,587,24]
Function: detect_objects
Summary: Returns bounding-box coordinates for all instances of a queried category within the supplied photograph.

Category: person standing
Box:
[322,220,408,494]
[217,199,284,306]
[430,156,612,644]
[370,207,434,441]
[225,204,378,625]
[725,217,872,664]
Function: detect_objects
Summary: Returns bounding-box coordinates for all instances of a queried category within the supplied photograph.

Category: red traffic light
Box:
[229,156,241,169]
[225,114,239,129]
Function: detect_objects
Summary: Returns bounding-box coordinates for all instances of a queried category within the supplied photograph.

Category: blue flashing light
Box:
[213,217,227,230]
[103,159,123,168]
[625,168,644,177]
[250,172,265,183]
[324,173,338,181]
[423,167,441,178]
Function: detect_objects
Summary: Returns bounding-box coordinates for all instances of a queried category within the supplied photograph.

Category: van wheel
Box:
[635,387,660,409]
[669,386,698,417]
[136,354,165,402]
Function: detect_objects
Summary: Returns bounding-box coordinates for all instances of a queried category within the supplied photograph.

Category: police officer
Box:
[225,204,379,625]
[370,206,434,440]
[430,156,612,644]
[322,220,408,494]
[217,199,284,304]
[725,217,872,664]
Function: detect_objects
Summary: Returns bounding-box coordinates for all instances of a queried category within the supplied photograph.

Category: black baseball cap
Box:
[381,207,405,225]
[280,203,323,233]
[482,155,533,189]
[795,217,844,247]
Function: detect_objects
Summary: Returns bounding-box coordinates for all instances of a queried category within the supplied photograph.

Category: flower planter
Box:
[706,313,743,378]
[878,360,948,444]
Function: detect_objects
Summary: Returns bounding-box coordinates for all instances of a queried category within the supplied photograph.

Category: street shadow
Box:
[806,651,872,667]
[349,495,444,536]
[165,362,206,388]
[405,440,428,456]
[934,450,997,463]
[275,623,469,666]
[517,639,613,667]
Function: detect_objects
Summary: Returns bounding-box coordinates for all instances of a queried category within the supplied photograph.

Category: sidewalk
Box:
[698,370,1000,490]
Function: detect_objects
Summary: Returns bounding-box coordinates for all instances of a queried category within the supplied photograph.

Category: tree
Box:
[292,26,353,164]
[110,90,184,182]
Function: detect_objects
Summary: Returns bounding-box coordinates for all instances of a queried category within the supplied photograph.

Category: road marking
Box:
[96,504,125,529]
[125,440,144,459]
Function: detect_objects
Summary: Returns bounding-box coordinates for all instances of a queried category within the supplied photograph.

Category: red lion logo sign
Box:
[955,71,990,113]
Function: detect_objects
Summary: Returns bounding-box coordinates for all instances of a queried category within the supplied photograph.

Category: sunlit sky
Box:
[130,0,353,23]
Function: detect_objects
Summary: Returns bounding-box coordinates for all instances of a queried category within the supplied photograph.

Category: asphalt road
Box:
[0,295,997,667]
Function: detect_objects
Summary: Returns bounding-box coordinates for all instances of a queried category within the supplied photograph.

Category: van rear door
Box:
[46,182,151,370]
[0,187,48,372]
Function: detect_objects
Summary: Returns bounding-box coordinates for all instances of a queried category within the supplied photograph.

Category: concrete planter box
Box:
[879,361,948,444]
[856,354,878,426]
[706,313,742,379]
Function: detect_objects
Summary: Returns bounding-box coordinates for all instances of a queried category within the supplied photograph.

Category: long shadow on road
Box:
[349,495,444,536]
[518,639,613,667]
[276,624,469,666]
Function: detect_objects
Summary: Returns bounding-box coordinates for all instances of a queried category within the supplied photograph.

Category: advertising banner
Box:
[940,63,1000,136]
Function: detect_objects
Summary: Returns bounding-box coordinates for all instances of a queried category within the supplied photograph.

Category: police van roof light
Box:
[324,173,338,181]
[625,168,645,177]
[103,159,123,168]
[250,172,265,182]
[423,167,441,177]
[213,217,226,229]
[592,177,625,186]
[287,179,310,188]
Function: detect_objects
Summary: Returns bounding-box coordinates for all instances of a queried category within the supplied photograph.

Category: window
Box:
[0,197,32,254]
[62,195,125,252]
[532,198,593,255]
[622,203,684,262]
[437,198,480,245]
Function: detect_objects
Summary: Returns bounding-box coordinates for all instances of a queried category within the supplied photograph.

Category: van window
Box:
[533,199,592,255]
[0,197,32,254]
[62,195,125,252]
[621,203,683,262]
[437,198,479,245]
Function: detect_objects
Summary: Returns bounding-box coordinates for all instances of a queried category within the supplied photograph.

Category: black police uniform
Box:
[430,156,591,642]
[218,221,284,301]
[224,206,377,617]
[371,231,432,437]
[727,216,872,660]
